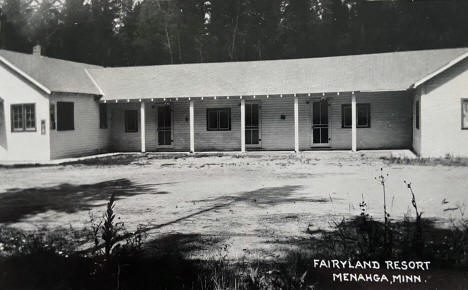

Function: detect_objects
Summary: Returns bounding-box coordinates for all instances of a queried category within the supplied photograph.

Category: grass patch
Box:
[381,155,468,166]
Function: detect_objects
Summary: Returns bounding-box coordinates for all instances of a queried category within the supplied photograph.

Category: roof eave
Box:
[0,55,52,95]
[411,52,468,89]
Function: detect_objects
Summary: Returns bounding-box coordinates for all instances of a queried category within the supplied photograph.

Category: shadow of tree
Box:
[144,233,225,257]
[193,185,331,209]
[0,179,172,224]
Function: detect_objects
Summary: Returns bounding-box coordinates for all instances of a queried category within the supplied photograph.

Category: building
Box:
[0,47,467,161]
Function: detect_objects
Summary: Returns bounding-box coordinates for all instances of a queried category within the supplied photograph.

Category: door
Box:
[311,99,329,146]
[157,105,172,146]
[245,103,261,146]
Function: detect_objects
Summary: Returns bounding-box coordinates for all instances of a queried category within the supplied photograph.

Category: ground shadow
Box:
[193,185,331,208]
[144,233,225,257]
[0,178,172,223]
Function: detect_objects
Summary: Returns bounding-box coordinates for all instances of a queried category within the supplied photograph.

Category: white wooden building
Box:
[0,47,467,161]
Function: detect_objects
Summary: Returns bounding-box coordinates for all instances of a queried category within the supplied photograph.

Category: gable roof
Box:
[1,47,468,99]
[0,49,102,95]
[87,47,468,101]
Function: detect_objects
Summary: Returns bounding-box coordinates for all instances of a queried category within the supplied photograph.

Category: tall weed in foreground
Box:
[404,180,423,255]
[375,168,392,257]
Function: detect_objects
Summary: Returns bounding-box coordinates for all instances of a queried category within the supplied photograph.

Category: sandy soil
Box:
[0,151,467,260]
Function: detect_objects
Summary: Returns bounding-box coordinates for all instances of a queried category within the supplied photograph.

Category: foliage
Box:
[1,0,467,66]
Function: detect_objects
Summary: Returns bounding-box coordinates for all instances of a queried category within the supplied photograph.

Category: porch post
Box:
[140,101,146,153]
[294,95,299,153]
[189,99,195,153]
[351,93,357,152]
[240,98,246,153]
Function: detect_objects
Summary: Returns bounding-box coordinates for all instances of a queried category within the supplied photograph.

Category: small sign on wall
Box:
[41,120,46,135]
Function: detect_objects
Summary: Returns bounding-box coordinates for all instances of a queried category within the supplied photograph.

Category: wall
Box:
[328,92,413,150]
[50,93,111,159]
[108,102,141,151]
[109,92,412,152]
[419,58,468,157]
[0,64,51,161]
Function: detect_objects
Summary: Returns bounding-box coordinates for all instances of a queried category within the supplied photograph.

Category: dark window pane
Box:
[24,104,35,130]
[463,100,468,129]
[158,131,165,145]
[50,104,56,130]
[12,105,23,131]
[207,108,231,131]
[251,129,259,144]
[313,102,320,124]
[342,105,351,128]
[99,103,107,129]
[207,111,218,129]
[158,131,171,145]
[416,101,420,129]
[357,104,370,127]
[245,130,252,144]
[321,127,328,143]
[125,110,138,132]
[313,128,321,143]
[320,100,328,125]
[164,107,171,127]
[57,102,74,131]
[245,104,252,126]
[219,110,229,129]
[251,104,259,126]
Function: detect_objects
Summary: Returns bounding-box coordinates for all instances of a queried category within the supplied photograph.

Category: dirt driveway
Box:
[0,151,467,260]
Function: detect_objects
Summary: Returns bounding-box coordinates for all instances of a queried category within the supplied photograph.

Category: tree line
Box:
[0,0,467,67]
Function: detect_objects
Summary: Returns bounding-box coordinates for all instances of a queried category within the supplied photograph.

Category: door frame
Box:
[156,103,174,148]
[310,98,331,147]
[245,101,262,148]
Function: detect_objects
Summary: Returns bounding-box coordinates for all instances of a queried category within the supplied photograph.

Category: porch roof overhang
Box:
[87,47,468,102]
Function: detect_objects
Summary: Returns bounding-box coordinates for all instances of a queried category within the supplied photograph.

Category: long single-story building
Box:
[0,46,467,161]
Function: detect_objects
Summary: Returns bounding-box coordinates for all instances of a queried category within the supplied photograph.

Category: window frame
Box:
[462,98,468,130]
[57,101,75,131]
[10,103,36,132]
[415,100,420,130]
[50,103,56,130]
[341,103,371,128]
[206,108,231,131]
[99,103,108,129]
[125,110,138,133]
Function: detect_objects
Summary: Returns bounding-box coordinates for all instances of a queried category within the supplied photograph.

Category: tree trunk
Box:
[165,25,174,64]
[230,3,240,60]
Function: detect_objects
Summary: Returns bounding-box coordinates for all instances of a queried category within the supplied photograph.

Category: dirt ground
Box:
[0,151,467,260]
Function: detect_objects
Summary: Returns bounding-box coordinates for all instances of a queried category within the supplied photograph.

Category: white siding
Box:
[419,59,468,157]
[109,102,141,151]
[50,93,110,159]
[0,64,50,161]
[109,93,412,152]
[328,92,413,150]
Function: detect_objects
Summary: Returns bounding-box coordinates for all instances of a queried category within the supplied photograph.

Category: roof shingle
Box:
[0,49,102,95]
[87,47,468,100]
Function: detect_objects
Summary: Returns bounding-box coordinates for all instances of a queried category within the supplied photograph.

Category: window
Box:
[125,110,138,132]
[57,102,74,131]
[415,100,420,129]
[50,104,56,130]
[206,108,231,131]
[99,103,108,129]
[342,104,370,128]
[11,104,36,132]
[462,99,468,129]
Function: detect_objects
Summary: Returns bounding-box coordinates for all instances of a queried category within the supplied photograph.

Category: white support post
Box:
[351,93,357,152]
[240,98,246,153]
[294,96,299,153]
[140,101,146,153]
[189,99,195,153]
